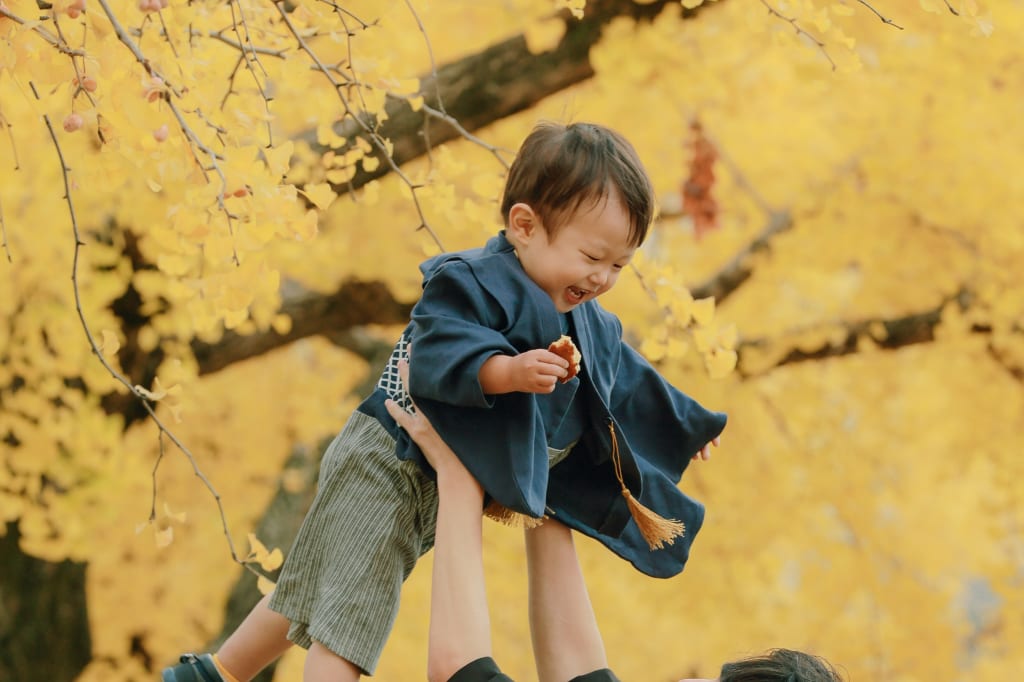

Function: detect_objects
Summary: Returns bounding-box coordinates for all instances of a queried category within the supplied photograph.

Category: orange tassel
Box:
[608,422,685,550]
[622,487,685,550]
[484,499,546,529]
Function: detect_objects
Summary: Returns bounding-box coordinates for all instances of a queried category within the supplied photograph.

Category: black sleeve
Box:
[569,669,622,682]
[447,656,515,682]
[446,657,621,682]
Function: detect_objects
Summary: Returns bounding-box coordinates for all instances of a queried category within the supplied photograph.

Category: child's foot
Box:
[161,653,224,682]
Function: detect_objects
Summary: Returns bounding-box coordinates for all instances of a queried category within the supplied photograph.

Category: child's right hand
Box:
[508,348,570,393]
[478,348,569,394]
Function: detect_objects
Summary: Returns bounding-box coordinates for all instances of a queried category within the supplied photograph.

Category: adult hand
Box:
[384,359,479,492]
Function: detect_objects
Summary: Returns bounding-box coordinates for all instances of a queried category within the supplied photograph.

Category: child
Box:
[163,121,726,682]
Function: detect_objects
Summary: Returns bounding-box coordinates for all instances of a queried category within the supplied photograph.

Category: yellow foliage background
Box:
[2,1,1021,680]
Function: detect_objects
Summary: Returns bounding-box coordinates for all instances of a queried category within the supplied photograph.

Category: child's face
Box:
[509,192,636,313]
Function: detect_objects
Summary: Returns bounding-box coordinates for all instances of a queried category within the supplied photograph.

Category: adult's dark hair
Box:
[719,648,845,682]
[500,121,655,247]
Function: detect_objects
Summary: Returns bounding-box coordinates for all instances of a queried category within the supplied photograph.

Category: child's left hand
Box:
[692,436,721,461]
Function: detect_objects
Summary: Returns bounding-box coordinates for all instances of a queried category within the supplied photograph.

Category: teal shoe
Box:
[161,653,224,682]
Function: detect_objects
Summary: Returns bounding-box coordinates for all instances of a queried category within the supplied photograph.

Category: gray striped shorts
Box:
[267,409,438,675]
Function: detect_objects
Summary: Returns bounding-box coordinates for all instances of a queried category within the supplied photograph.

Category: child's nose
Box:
[588,266,611,289]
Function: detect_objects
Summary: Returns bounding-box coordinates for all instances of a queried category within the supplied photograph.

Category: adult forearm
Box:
[428,471,491,682]
[525,522,609,682]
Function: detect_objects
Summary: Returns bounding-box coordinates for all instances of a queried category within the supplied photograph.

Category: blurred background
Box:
[1,1,1020,680]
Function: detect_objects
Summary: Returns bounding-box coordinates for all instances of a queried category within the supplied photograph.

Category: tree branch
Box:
[191,280,413,375]
[690,209,793,303]
[311,0,692,195]
[734,286,994,376]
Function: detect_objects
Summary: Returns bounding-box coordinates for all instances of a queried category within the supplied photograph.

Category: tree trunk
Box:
[0,522,92,682]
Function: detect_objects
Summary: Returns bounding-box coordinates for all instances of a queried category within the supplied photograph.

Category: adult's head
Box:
[682,648,845,682]
[500,120,655,248]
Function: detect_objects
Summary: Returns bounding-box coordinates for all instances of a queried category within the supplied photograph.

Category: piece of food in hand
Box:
[548,335,581,382]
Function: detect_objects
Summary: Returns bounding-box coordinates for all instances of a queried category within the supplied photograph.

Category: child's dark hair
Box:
[500,121,655,247]
[719,648,845,682]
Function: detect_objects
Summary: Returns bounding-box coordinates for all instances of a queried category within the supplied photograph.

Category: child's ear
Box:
[507,203,538,243]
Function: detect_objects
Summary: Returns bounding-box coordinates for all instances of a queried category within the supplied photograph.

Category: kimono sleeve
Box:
[609,341,727,480]
[409,260,516,408]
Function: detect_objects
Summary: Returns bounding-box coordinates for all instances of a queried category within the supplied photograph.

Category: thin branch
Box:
[155,8,180,59]
[52,14,100,112]
[29,79,263,577]
[333,5,374,129]
[702,122,773,218]
[690,208,793,302]
[758,0,836,71]
[418,101,513,170]
[942,0,960,16]
[150,430,166,522]
[315,0,377,29]
[95,0,240,264]
[273,0,445,251]
[402,0,446,116]
[0,5,87,56]
[0,110,18,170]
[854,0,904,30]
[227,0,274,146]
[0,193,10,263]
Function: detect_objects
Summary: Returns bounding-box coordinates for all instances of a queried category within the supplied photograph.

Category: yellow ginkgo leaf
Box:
[639,337,666,362]
[362,156,380,173]
[525,18,566,54]
[163,502,187,524]
[704,348,737,379]
[135,377,168,401]
[691,326,715,353]
[299,183,337,211]
[718,323,738,351]
[257,575,276,596]
[261,548,284,572]
[247,532,269,563]
[264,141,294,177]
[154,526,174,548]
[691,297,716,326]
[99,329,120,357]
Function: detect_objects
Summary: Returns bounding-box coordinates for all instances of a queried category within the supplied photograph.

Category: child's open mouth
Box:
[567,286,589,303]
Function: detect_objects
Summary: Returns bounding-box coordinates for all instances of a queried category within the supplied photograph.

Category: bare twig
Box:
[227,0,274,146]
[402,0,446,116]
[418,101,513,170]
[854,0,904,29]
[150,431,166,522]
[758,0,836,71]
[0,193,10,263]
[155,9,180,59]
[0,110,17,171]
[942,0,960,16]
[0,5,86,56]
[315,0,376,29]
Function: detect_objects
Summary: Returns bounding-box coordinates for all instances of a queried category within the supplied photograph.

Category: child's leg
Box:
[216,594,293,681]
[303,641,361,682]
